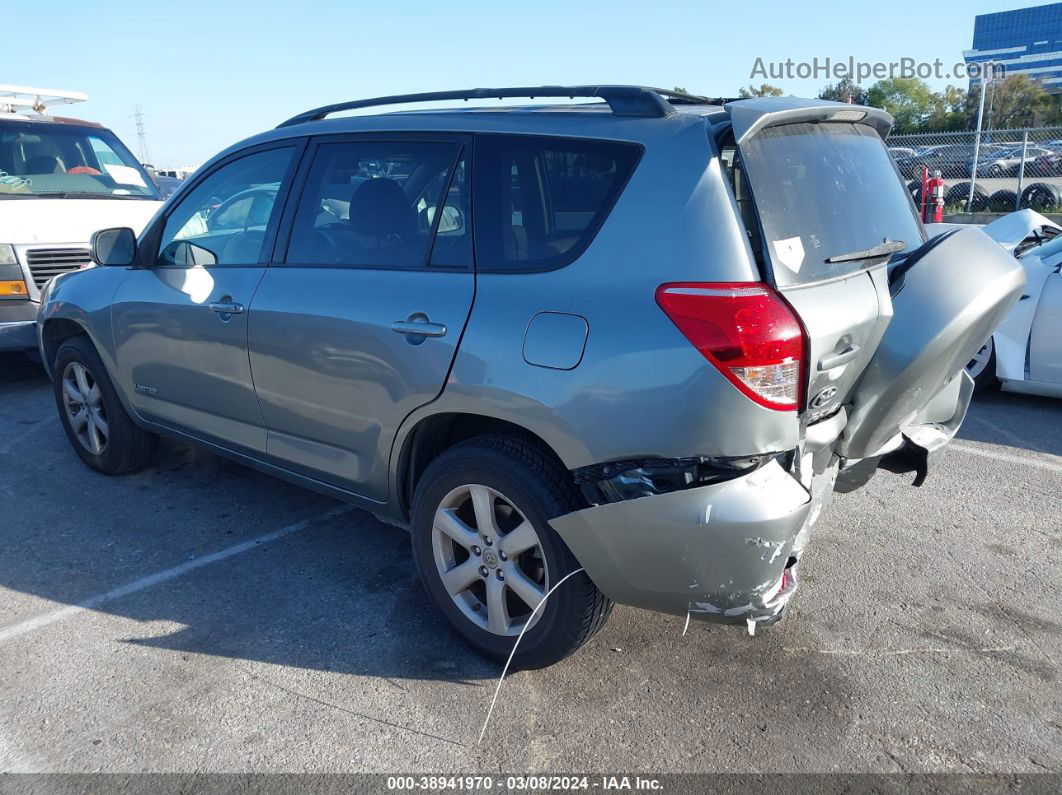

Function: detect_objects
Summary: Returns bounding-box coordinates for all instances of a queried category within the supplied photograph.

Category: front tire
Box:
[411,435,612,669]
[967,337,998,392]
[53,336,157,474]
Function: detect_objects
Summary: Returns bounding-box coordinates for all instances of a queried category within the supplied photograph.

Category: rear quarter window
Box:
[473,134,641,272]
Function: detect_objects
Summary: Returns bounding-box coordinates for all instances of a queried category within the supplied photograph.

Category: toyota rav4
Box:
[36,87,1024,668]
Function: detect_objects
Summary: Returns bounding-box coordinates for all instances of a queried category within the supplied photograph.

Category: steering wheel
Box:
[308,230,340,262]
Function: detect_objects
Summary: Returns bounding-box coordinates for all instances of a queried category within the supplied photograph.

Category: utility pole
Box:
[967,71,990,212]
[133,105,151,166]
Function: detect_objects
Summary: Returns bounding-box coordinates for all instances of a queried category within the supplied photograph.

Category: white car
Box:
[965,210,1062,398]
[0,86,163,352]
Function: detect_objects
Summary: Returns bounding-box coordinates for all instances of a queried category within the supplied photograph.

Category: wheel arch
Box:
[393,411,577,524]
[40,317,93,375]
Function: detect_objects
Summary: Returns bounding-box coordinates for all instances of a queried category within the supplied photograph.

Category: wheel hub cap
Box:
[430,483,549,637]
[61,361,109,456]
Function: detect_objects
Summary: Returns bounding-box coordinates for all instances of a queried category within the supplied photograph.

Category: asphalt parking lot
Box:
[0,350,1059,774]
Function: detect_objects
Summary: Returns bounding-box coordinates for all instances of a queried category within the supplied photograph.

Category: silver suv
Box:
[37,87,1024,668]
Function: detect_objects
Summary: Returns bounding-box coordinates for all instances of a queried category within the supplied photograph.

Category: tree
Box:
[923,85,969,131]
[865,77,935,133]
[966,74,1048,129]
[818,78,867,105]
[1040,92,1062,126]
[738,83,783,98]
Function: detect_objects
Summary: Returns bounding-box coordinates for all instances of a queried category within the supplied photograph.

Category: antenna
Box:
[133,104,152,165]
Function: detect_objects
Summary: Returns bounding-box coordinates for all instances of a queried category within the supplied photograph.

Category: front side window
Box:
[156,147,293,267]
[286,140,468,269]
[0,120,160,199]
[473,134,641,272]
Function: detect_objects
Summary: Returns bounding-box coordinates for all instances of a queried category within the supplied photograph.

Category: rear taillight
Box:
[656,282,806,411]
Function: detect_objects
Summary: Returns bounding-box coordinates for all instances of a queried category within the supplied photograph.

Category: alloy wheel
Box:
[431,484,549,637]
[61,361,109,455]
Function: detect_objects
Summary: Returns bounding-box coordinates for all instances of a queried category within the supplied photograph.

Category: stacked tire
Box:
[945,182,988,212]
[988,189,1017,213]
[1020,183,1061,213]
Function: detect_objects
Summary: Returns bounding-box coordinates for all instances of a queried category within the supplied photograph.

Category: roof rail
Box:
[0,84,87,115]
[277,85,714,128]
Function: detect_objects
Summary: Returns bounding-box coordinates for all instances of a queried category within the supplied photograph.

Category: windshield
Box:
[0,119,160,200]
[738,122,926,286]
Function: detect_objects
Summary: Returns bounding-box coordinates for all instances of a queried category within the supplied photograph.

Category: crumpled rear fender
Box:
[550,459,838,623]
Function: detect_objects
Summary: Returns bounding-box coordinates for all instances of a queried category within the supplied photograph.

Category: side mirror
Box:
[90,227,137,267]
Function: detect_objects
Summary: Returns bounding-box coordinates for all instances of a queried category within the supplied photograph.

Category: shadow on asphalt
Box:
[0,352,47,385]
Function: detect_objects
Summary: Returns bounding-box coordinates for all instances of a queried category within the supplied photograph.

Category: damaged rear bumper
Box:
[550,458,837,626]
[836,370,974,492]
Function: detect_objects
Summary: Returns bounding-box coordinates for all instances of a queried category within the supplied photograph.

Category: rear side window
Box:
[285,140,468,269]
[473,134,641,272]
[738,122,925,286]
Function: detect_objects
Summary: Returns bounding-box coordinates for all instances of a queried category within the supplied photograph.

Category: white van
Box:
[0,86,163,351]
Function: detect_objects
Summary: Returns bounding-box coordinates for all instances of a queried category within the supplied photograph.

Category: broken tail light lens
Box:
[656,282,806,410]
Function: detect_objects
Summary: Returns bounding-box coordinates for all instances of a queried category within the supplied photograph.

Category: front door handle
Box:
[391,317,447,338]
[818,343,861,371]
[209,300,245,315]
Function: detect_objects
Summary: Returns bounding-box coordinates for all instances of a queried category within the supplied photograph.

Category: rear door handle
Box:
[391,319,447,337]
[209,301,244,315]
[818,343,860,371]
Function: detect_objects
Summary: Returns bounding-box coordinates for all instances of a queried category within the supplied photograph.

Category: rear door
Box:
[841,226,1023,458]
[731,120,913,429]
[728,103,1024,462]
[247,133,474,502]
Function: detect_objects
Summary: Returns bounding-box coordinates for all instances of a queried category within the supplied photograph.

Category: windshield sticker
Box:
[772,236,805,273]
[103,164,147,188]
[0,171,31,193]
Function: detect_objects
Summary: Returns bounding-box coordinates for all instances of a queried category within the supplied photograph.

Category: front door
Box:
[248,134,475,501]
[112,145,298,453]
[1030,269,1062,385]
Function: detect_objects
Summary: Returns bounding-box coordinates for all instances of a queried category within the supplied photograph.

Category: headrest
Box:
[347,178,415,239]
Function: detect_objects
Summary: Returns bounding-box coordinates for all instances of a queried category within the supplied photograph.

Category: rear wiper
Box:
[824,239,907,264]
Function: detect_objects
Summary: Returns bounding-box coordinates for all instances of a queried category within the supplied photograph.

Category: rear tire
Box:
[411,435,612,669]
[53,336,157,474]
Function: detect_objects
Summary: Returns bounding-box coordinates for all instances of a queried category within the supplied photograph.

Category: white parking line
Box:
[0,506,354,645]
[0,730,38,773]
[951,441,1062,475]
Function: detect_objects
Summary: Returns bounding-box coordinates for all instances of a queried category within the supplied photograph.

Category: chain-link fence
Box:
[885,127,1062,215]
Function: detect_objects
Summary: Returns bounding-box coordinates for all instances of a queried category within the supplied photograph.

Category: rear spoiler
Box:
[725,97,893,144]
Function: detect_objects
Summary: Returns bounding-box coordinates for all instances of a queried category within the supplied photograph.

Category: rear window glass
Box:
[473,134,641,272]
[738,122,926,286]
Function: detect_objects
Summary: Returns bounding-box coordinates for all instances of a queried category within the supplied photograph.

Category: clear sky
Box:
[4,0,1051,167]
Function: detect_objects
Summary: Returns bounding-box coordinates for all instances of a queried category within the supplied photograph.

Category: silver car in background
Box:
[36,87,1024,668]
